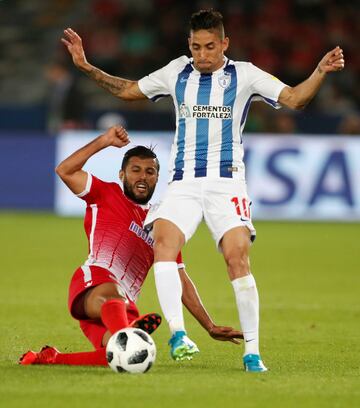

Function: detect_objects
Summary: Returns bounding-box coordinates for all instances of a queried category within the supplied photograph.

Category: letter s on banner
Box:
[259,148,300,205]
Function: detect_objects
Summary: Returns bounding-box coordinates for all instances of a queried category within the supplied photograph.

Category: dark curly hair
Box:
[121,145,160,172]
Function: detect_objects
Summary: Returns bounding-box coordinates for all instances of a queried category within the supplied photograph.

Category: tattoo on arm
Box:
[317,64,324,74]
[87,66,129,97]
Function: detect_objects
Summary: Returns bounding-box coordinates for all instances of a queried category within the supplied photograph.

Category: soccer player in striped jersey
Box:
[20,125,242,366]
[62,10,345,371]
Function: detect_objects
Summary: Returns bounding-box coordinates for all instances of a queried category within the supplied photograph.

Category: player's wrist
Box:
[78,60,91,73]
[317,64,327,75]
[206,322,216,333]
[97,134,112,149]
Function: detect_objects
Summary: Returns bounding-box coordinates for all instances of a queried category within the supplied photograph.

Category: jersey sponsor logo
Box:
[179,103,191,118]
[179,103,232,119]
[218,72,231,89]
[129,221,154,248]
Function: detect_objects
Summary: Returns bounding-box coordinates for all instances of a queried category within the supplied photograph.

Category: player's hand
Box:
[318,46,345,74]
[61,28,88,69]
[208,325,243,344]
[103,126,130,148]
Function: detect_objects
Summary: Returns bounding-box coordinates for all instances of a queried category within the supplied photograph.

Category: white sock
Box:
[154,262,185,334]
[231,274,260,356]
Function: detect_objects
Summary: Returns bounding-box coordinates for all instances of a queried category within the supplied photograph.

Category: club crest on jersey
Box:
[179,103,191,118]
[218,72,231,89]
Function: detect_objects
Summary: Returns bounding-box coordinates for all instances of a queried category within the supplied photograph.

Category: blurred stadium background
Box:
[0,0,359,219]
[1,3,359,406]
[0,0,359,133]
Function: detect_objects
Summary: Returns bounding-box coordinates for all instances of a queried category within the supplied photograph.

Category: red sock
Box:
[54,348,107,366]
[101,299,129,334]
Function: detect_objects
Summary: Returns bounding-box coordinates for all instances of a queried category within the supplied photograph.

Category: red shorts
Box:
[68,265,140,349]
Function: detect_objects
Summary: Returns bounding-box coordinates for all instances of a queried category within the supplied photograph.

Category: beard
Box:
[123,178,155,205]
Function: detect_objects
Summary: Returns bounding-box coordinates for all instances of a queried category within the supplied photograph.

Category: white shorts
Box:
[145,178,256,249]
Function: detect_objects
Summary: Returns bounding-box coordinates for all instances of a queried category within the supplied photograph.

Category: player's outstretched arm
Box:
[178,268,243,344]
[55,126,130,194]
[278,46,345,110]
[61,28,146,101]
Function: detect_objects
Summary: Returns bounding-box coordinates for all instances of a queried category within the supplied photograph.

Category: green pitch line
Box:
[0,213,359,408]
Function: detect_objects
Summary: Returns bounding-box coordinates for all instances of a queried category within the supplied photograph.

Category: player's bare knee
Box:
[153,239,179,259]
[153,219,184,258]
[224,252,250,278]
[226,254,249,270]
[223,239,249,260]
[84,283,125,319]
[153,232,183,260]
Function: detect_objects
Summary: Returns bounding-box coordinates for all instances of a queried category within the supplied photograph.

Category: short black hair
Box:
[189,9,225,39]
[121,145,160,172]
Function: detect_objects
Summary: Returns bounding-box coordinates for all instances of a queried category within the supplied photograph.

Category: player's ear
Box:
[222,37,229,52]
[119,170,124,182]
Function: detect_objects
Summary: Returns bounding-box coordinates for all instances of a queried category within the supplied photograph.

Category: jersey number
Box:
[231,197,250,218]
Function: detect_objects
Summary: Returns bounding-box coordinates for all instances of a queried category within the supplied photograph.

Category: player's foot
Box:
[169,330,199,361]
[19,350,38,365]
[129,313,162,335]
[243,354,268,372]
[19,346,59,365]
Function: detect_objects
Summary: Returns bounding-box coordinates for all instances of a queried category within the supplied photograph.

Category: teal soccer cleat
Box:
[169,331,199,361]
[243,354,268,372]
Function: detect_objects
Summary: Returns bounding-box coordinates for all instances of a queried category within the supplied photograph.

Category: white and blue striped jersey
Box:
[138,56,287,181]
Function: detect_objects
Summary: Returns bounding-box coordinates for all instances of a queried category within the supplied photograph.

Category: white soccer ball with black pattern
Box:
[106,328,156,374]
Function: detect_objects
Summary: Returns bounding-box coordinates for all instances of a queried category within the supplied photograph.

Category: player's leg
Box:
[145,180,202,360]
[82,282,129,333]
[72,269,162,339]
[152,218,185,333]
[19,319,108,366]
[19,308,162,366]
[152,219,199,360]
[80,283,161,338]
[203,179,267,372]
[20,322,109,366]
[96,300,162,346]
[67,267,131,337]
[220,228,267,372]
[19,345,108,366]
[20,268,160,366]
[20,283,125,366]
[42,308,162,366]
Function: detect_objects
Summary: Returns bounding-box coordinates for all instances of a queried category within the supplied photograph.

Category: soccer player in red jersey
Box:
[20,125,242,366]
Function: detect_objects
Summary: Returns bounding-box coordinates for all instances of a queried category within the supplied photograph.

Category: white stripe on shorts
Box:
[81,265,92,284]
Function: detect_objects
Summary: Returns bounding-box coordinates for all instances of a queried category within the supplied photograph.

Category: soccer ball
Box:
[106,327,156,374]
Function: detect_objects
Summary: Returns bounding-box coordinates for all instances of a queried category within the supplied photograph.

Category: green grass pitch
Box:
[0,213,359,408]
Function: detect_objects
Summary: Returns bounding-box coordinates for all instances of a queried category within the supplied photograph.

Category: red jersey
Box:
[77,174,183,301]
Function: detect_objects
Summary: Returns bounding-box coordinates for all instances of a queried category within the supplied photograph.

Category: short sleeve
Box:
[246,63,287,109]
[76,173,104,204]
[138,63,172,102]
